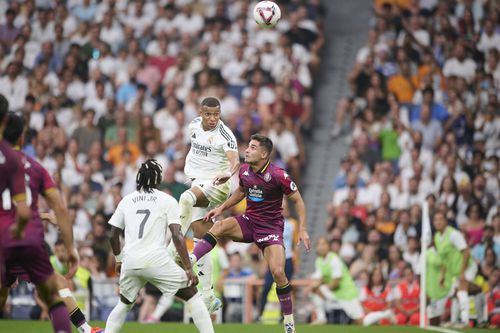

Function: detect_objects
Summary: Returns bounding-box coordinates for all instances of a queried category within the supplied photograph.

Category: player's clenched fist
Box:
[186,269,199,286]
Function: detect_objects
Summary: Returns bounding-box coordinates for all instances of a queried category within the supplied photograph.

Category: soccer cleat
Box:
[204,294,222,314]
[284,322,296,333]
[143,315,159,324]
[91,327,104,333]
[310,318,327,325]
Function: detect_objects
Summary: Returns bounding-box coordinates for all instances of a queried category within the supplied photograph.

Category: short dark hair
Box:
[0,94,9,123]
[136,159,163,193]
[250,134,273,156]
[201,97,220,108]
[3,112,25,145]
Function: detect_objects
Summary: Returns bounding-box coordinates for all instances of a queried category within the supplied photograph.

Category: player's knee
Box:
[120,294,134,305]
[180,190,197,208]
[270,265,285,280]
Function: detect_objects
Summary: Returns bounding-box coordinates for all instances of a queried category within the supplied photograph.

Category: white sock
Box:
[179,191,196,234]
[105,301,133,333]
[151,295,174,320]
[457,290,469,324]
[474,293,486,324]
[77,322,92,333]
[194,238,214,299]
[318,285,336,301]
[189,253,198,265]
[363,310,392,326]
[310,294,326,322]
[187,292,214,333]
[451,298,459,323]
[284,314,295,333]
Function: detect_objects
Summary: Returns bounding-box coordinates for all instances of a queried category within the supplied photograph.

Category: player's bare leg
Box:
[178,186,221,312]
[263,244,295,333]
[191,217,245,264]
[54,273,102,333]
[36,273,73,333]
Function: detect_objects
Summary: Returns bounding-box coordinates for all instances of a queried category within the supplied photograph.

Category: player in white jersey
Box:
[104,159,213,333]
[173,97,240,313]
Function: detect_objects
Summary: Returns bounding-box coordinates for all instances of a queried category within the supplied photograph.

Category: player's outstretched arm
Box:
[204,185,246,222]
[288,191,311,251]
[45,189,79,278]
[213,151,240,185]
[109,226,123,273]
[169,223,198,286]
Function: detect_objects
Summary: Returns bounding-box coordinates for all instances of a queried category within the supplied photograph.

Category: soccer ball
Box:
[253,1,281,28]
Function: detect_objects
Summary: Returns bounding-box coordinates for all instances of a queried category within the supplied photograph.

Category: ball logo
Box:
[264,172,272,182]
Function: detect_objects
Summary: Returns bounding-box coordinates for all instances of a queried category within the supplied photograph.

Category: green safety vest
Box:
[426,247,451,300]
[316,252,358,301]
[50,256,69,276]
[434,227,473,279]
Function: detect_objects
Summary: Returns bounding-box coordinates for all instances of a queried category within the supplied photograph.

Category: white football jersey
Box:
[184,117,238,179]
[108,189,180,269]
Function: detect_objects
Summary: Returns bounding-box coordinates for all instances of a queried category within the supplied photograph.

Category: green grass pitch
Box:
[0,321,490,333]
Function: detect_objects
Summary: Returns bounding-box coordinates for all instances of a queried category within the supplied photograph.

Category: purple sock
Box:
[276,284,293,315]
[49,302,72,333]
[193,232,217,261]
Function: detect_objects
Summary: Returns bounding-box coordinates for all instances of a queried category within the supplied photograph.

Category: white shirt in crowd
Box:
[443,57,477,82]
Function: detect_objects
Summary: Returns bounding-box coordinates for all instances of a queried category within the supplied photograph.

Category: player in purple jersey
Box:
[191,134,311,333]
[0,113,102,333]
[0,95,31,287]
[0,112,75,333]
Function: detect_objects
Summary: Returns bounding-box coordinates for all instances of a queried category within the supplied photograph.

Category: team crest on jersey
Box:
[208,136,214,144]
[264,172,271,182]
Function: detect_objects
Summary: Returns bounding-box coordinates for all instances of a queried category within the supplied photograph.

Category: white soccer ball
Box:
[253,1,281,28]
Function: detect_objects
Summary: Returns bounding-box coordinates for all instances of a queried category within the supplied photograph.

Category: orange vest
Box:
[398,280,420,310]
[363,286,391,312]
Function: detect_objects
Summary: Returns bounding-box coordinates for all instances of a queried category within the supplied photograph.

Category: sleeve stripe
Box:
[220,126,236,145]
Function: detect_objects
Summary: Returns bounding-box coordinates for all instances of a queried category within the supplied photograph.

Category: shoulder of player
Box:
[189,117,202,126]
[155,190,178,206]
[217,123,236,142]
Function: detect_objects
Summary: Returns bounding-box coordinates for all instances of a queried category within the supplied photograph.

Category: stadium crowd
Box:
[319,0,499,328]
[0,0,324,324]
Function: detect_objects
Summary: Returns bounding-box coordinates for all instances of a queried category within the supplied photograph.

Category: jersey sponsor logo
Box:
[256,234,280,243]
[290,181,297,191]
[191,141,212,157]
[247,185,264,202]
[264,172,271,182]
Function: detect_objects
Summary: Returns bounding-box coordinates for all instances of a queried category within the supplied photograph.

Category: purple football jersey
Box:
[0,140,27,234]
[239,161,298,227]
[1,151,56,246]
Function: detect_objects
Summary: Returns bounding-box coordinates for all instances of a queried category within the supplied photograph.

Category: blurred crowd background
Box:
[0,0,499,327]
[0,0,324,323]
